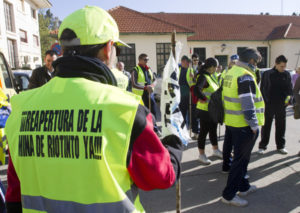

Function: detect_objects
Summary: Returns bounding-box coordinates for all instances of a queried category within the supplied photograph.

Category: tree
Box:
[38,9,60,59]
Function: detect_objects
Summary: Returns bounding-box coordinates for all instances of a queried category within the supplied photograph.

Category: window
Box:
[19,29,27,43]
[117,43,136,72]
[4,1,15,32]
[33,35,39,46]
[237,47,247,56]
[31,8,36,19]
[215,55,228,69]
[257,47,268,68]
[7,39,19,69]
[193,48,206,62]
[156,43,171,76]
[19,0,25,12]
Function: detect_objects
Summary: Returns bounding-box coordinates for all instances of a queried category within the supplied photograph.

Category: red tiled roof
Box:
[108,6,194,34]
[147,13,300,41]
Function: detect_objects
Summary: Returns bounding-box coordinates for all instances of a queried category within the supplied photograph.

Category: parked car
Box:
[0,51,19,97]
[12,70,32,91]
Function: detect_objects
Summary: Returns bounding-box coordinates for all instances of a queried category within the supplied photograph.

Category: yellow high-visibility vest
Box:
[222,65,265,127]
[111,68,129,91]
[132,65,153,96]
[179,67,195,87]
[196,74,219,111]
[6,77,145,213]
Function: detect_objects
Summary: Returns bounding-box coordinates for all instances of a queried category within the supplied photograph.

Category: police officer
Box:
[221,48,265,207]
[5,6,182,212]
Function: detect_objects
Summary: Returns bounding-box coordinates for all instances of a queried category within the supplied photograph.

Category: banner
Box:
[160,42,190,145]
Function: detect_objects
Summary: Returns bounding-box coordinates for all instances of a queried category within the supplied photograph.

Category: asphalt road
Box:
[0,107,299,212]
[140,106,300,212]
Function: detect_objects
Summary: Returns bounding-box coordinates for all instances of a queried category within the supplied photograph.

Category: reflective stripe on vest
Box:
[179,67,195,87]
[132,65,153,96]
[5,77,144,213]
[196,74,219,111]
[225,108,265,115]
[223,96,264,103]
[222,65,265,127]
[22,194,135,213]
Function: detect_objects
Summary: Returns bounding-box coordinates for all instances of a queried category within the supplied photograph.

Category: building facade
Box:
[109,6,300,74]
[0,0,51,69]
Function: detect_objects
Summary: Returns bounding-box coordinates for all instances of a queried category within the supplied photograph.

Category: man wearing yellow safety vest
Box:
[179,56,195,130]
[131,54,161,136]
[132,54,155,110]
[221,48,265,207]
[5,6,183,212]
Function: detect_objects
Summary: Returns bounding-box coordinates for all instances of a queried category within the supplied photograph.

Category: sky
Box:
[48,0,300,20]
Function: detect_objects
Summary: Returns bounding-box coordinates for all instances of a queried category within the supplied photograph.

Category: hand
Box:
[146,85,154,94]
[252,129,258,135]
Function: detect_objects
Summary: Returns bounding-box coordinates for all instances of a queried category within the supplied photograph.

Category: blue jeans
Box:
[222,126,259,200]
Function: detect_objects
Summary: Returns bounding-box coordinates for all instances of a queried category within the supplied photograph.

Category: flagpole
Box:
[171,30,181,213]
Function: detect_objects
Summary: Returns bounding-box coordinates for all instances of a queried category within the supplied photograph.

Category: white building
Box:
[0,0,51,69]
[109,6,300,75]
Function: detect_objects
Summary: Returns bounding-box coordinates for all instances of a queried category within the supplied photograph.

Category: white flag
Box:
[160,42,190,145]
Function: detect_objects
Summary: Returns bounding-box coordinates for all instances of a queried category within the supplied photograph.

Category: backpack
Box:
[208,83,224,124]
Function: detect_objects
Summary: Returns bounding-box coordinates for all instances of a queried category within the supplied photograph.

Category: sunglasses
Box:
[143,58,149,62]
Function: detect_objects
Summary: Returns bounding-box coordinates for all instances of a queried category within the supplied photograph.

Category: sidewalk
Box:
[140,107,300,212]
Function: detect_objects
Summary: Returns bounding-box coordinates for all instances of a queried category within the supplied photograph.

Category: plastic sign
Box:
[51,43,62,56]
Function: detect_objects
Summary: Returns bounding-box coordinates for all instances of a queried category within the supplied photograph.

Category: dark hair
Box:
[239,48,262,63]
[138,53,148,60]
[45,50,57,57]
[198,57,219,74]
[181,55,189,62]
[192,53,199,59]
[60,28,106,57]
[275,55,288,64]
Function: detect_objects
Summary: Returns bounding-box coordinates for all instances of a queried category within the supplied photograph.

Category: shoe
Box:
[258,149,265,154]
[212,149,223,159]
[198,154,211,165]
[238,185,257,196]
[244,173,250,179]
[221,170,229,174]
[277,148,288,155]
[221,195,248,207]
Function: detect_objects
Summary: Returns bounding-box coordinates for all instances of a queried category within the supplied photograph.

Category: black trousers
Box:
[179,94,190,128]
[142,91,157,118]
[197,109,218,149]
[259,103,286,150]
[222,126,258,200]
[191,103,200,134]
